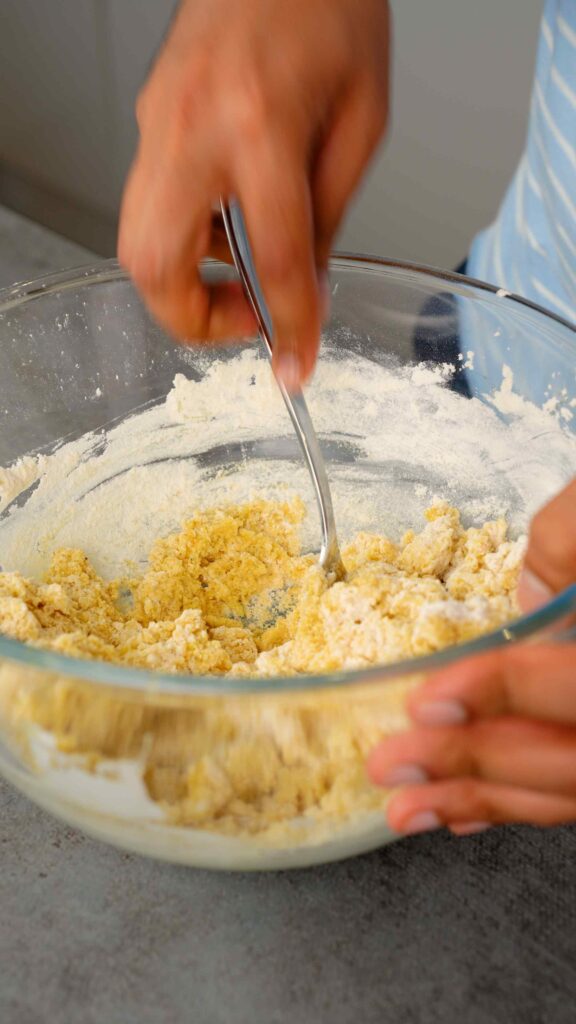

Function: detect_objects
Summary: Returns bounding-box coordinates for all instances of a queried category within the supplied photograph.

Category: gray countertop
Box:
[0,207,575,1024]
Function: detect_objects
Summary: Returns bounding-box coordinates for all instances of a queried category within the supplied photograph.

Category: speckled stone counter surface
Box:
[0,207,575,1024]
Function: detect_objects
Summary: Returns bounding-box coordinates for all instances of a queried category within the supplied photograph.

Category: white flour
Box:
[0,349,575,580]
[1,348,575,868]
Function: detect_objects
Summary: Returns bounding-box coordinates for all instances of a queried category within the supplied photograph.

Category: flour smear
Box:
[0,349,575,580]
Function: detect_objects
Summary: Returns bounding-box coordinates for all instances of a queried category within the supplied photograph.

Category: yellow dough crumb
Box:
[0,497,522,839]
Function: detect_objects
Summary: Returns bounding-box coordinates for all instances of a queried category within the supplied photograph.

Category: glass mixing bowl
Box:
[0,255,575,871]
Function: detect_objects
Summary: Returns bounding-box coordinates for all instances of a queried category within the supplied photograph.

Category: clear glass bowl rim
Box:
[1,253,575,696]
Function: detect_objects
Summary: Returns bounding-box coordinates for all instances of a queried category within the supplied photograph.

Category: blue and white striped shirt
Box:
[468,0,576,323]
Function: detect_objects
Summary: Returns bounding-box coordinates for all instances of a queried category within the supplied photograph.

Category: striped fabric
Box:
[468,0,576,324]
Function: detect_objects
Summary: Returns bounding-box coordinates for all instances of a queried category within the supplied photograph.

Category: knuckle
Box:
[176,61,212,131]
[136,59,212,139]
[453,778,492,819]
[172,85,201,139]
[445,720,502,783]
[455,726,484,779]
[228,78,270,143]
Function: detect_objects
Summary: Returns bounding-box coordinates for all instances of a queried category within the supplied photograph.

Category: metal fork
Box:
[220,198,345,580]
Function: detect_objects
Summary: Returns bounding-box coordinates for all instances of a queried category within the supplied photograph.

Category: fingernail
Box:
[318,270,331,321]
[402,810,441,835]
[412,699,468,727]
[380,764,428,788]
[517,568,553,614]
[275,352,301,392]
[451,821,491,836]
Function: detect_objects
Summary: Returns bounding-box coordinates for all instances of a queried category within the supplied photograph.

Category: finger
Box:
[519,479,576,611]
[408,644,576,727]
[143,277,257,342]
[368,718,576,797]
[386,779,576,834]
[312,82,388,269]
[118,143,211,289]
[119,158,256,341]
[235,141,322,390]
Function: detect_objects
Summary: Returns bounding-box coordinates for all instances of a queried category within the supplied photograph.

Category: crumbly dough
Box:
[0,497,521,673]
[0,497,522,838]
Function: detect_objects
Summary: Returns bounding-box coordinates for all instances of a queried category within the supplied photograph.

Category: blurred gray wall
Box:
[0,0,543,269]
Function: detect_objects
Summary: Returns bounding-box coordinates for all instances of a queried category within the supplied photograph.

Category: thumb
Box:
[518,479,576,612]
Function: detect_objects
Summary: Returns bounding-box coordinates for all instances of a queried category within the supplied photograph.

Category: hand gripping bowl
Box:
[0,255,575,871]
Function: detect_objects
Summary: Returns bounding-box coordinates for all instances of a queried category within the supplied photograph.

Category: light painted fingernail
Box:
[402,811,441,835]
[517,568,553,614]
[413,699,468,727]
[275,352,301,392]
[451,821,491,836]
[380,764,428,788]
